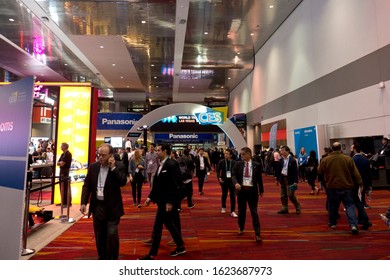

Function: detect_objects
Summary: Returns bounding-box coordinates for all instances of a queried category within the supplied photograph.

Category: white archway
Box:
[125,103,247,151]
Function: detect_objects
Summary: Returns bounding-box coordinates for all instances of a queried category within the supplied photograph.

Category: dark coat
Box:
[148,158,182,206]
[352,153,372,188]
[194,154,211,176]
[81,161,127,219]
[276,156,299,185]
[232,160,264,194]
[216,158,236,181]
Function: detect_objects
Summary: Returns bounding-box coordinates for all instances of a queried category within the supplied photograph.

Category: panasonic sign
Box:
[98,113,142,130]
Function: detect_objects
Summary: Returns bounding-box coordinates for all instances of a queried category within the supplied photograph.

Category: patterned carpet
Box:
[30,172,390,260]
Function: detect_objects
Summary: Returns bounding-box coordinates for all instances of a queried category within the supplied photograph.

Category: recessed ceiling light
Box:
[228,77,231,80]
[204,32,208,35]
[9,18,15,22]
[99,45,104,49]
[126,86,130,88]
[112,63,116,66]
[141,20,146,24]
[64,63,68,66]
[120,76,124,79]
[250,33,254,36]
[269,5,274,8]
[151,64,155,67]
[154,76,157,79]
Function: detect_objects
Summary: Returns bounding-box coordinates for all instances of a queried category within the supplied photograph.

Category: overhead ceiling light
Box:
[120,76,124,79]
[9,18,15,22]
[250,33,254,36]
[204,31,208,35]
[141,20,146,24]
[112,63,116,66]
[99,45,104,49]
[269,5,274,8]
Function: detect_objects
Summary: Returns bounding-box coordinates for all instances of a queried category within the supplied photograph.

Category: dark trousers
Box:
[327,188,358,227]
[237,187,260,236]
[149,205,184,256]
[298,164,307,181]
[197,169,206,193]
[221,179,236,212]
[131,176,143,205]
[279,176,301,210]
[60,171,71,205]
[184,180,194,207]
[93,201,120,260]
[352,186,370,225]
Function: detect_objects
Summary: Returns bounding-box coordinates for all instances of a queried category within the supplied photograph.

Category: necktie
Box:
[244,162,249,177]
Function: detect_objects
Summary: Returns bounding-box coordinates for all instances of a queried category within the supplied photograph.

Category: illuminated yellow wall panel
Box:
[55,86,91,204]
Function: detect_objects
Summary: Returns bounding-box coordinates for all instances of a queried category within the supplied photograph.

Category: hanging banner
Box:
[97,112,142,130]
[294,126,319,158]
[0,76,34,259]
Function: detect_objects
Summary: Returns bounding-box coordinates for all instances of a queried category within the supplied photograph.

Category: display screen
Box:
[110,137,123,148]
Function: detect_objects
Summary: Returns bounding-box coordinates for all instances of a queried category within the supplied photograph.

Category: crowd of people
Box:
[76,140,390,260]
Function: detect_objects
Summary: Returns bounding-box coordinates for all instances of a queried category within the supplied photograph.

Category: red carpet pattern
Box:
[30,172,390,260]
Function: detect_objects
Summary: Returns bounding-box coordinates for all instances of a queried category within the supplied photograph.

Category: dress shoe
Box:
[361,222,372,230]
[351,225,359,235]
[231,211,238,218]
[138,254,154,260]
[277,209,289,214]
[255,235,262,242]
[169,246,186,257]
[221,208,226,213]
[296,208,301,215]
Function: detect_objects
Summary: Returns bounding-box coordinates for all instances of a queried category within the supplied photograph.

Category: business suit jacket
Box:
[276,156,299,185]
[232,160,264,194]
[81,161,127,220]
[148,157,182,206]
[194,155,211,176]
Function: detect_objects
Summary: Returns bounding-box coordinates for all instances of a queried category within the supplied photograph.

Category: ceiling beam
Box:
[172,0,190,102]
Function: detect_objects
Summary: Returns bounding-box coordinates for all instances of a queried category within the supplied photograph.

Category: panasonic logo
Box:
[169,134,199,139]
[102,118,137,125]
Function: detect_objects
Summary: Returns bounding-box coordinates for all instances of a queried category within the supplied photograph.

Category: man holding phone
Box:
[80,144,127,260]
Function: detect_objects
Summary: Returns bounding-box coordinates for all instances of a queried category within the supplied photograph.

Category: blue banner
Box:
[294,126,318,157]
[0,77,34,190]
[97,112,142,130]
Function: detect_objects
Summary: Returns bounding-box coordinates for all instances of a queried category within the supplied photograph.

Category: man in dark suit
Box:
[275,145,301,215]
[232,147,264,242]
[139,143,186,260]
[80,144,127,260]
[194,147,211,195]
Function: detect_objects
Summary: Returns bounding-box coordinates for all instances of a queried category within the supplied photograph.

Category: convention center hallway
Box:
[25,172,390,260]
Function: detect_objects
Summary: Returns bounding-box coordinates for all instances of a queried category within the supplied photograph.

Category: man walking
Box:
[232,147,264,242]
[139,143,186,259]
[318,142,363,234]
[275,145,301,215]
[80,144,128,259]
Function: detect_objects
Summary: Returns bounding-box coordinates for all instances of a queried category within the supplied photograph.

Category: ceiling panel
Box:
[0,0,302,109]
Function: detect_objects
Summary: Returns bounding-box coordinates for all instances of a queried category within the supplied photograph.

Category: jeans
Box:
[327,188,358,227]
